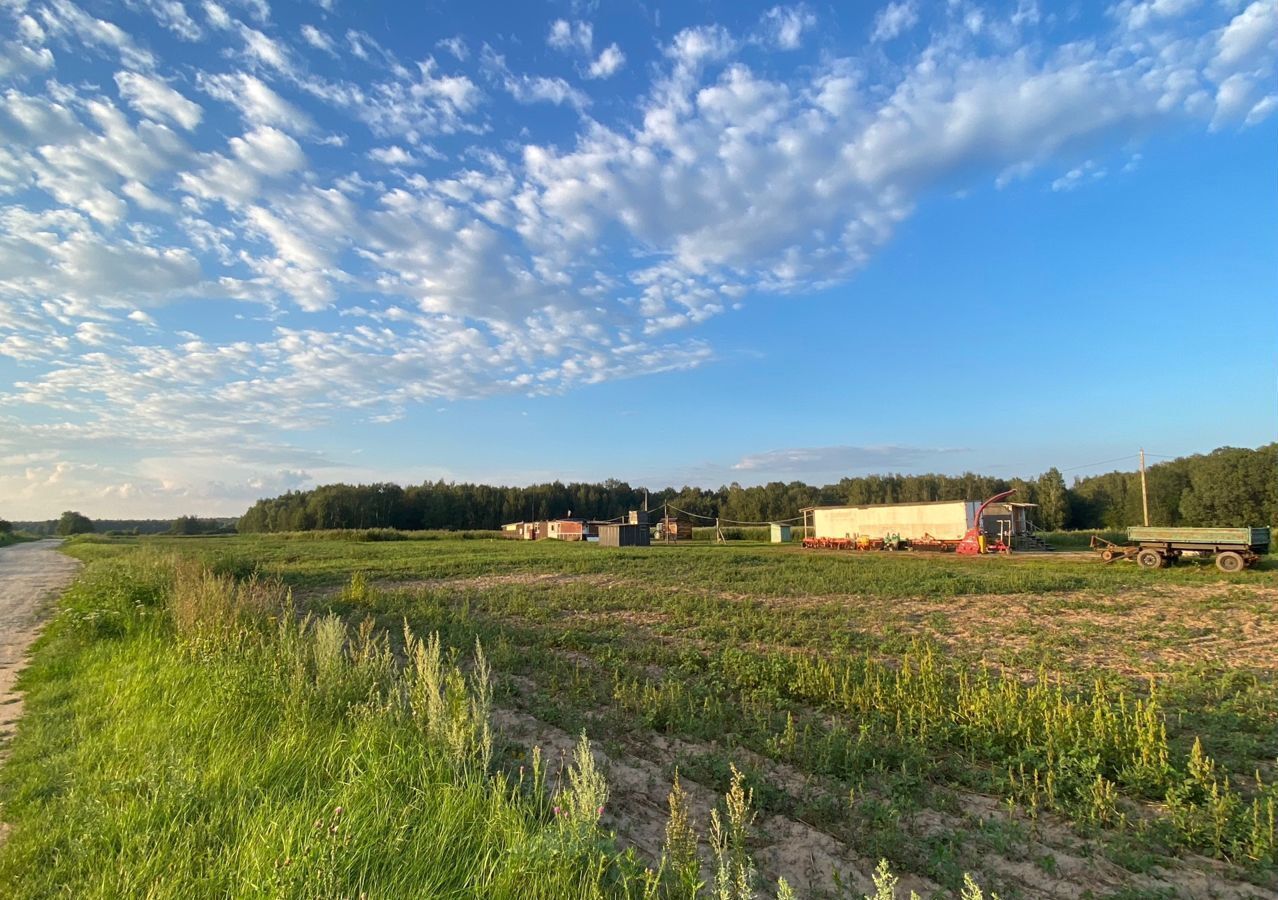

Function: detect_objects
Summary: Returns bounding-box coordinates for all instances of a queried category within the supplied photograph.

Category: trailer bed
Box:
[1126,526,1270,549]
[1094,525,1271,571]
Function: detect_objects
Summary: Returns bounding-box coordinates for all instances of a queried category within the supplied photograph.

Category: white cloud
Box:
[229,125,304,175]
[1215,0,1277,69]
[667,25,736,68]
[307,58,483,141]
[483,47,589,110]
[368,145,418,166]
[300,24,337,55]
[1245,93,1278,124]
[872,1,919,43]
[178,126,304,206]
[238,23,294,73]
[198,72,313,133]
[39,0,156,70]
[0,0,1274,517]
[760,5,816,50]
[547,19,592,54]
[115,71,203,130]
[236,0,271,24]
[732,445,960,475]
[203,1,232,30]
[587,43,626,79]
[1051,160,1107,191]
[0,41,55,78]
[437,35,468,61]
[139,0,204,41]
[17,14,46,43]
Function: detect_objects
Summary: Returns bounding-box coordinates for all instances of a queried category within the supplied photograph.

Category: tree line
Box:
[233,444,1275,534]
[12,514,238,536]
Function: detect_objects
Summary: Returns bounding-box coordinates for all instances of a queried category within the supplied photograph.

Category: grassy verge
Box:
[0,553,648,897]
[0,533,39,549]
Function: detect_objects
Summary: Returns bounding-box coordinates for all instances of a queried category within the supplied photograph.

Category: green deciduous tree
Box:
[56,510,93,535]
[1035,467,1070,530]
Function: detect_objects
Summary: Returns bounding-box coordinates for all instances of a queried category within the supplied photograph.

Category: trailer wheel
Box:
[1101,549,1116,562]
[1136,549,1163,569]
[1216,551,1245,573]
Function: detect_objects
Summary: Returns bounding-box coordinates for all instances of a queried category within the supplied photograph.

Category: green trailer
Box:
[1091,526,1270,571]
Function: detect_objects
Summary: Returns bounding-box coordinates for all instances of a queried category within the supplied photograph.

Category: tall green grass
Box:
[0,556,629,897]
[2,550,955,898]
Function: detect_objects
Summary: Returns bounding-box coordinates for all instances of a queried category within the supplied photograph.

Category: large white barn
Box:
[800,500,1036,542]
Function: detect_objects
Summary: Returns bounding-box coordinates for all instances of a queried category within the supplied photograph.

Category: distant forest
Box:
[235,444,1276,534]
[13,517,237,537]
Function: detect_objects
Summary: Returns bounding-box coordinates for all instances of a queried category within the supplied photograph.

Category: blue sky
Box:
[0,0,1274,518]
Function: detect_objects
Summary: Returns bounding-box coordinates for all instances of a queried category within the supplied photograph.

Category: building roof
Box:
[800,499,976,512]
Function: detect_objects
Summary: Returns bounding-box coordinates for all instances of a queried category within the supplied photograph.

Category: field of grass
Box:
[2,533,1275,897]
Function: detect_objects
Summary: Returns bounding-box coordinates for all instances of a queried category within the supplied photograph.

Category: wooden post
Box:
[1139,448,1150,527]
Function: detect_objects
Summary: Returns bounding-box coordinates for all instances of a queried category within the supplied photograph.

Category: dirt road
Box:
[0,541,81,749]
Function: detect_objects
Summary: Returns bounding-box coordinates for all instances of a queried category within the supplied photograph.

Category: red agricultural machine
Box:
[955,489,1016,555]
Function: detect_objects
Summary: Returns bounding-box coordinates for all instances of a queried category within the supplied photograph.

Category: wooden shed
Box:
[654,516,693,542]
[598,523,650,547]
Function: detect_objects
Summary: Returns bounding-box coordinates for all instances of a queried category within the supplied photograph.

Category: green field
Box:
[1,534,1275,898]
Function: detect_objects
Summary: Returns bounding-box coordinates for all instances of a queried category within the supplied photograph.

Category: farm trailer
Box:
[1091,526,1270,571]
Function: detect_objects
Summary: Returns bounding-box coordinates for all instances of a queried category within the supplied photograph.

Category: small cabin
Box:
[598,523,650,547]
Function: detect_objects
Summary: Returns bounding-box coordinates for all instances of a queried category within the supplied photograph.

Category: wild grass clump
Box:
[274,528,504,542]
[0,556,622,897]
[54,550,172,639]
[613,639,1277,866]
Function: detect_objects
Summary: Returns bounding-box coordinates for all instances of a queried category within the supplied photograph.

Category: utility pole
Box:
[1139,448,1150,526]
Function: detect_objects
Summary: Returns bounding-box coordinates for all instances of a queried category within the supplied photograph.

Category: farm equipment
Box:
[955,490,1016,555]
[910,533,960,552]
[803,536,854,550]
[1091,526,1270,571]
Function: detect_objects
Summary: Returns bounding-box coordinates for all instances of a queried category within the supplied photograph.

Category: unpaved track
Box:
[0,541,81,749]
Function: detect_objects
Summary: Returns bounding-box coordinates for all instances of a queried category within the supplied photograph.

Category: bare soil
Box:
[0,540,81,846]
[0,541,80,752]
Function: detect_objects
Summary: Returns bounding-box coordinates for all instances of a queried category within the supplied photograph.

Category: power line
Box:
[665,503,804,527]
[1058,454,1140,473]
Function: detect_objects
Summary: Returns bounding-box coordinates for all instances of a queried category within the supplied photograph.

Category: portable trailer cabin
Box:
[547,519,587,541]
[502,520,550,540]
[770,524,792,543]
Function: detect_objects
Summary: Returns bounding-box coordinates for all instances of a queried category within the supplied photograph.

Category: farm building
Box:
[653,516,693,542]
[503,519,596,541]
[598,522,650,547]
[770,524,792,543]
[547,519,594,541]
[978,502,1039,543]
[501,521,545,540]
[800,500,1038,542]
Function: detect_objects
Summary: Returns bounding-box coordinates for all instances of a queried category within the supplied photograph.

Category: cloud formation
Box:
[0,0,1274,514]
[732,445,963,475]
